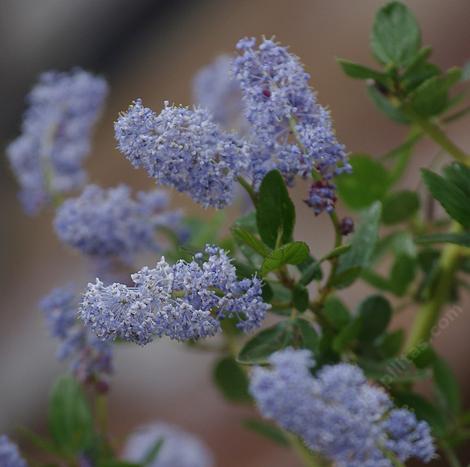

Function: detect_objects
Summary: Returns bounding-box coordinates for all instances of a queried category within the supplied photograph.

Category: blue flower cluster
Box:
[250,348,435,467]
[234,37,350,191]
[54,184,184,262]
[40,287,113,389]
[80,246,269,345]
[123,422,214,467]
[114,100,248,208]
[115,38,349,215]
[192,54,245,131]
[7,69,107,214]
[0,436,27,467]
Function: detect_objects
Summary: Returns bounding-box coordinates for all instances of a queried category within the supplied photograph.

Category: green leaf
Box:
[237,321,294,364]
[142,438,164,466]
[292,285,309,312]
[261,242,310,276]
[213,357,251,403]
[408,343,437,369]
[408,68,462,117]
[242,419,289,447]
[402,61,440,93]
[48,375,94,455]
[371,1,421,67]
[336,58,388,83]
[231,227,271,257]
[378,329,405,358]
[357,295,392,341]
[321,244,351,261]
[382,190,420,224]
[422,167,470,228]
[256,170,295,248]
[297,256,322,285]
[295,318,319,353]
[433,357,461,415]
[444,161,470,198]
[17,427,61,456]
[415,232,470,247]
[367,85,409,123]
[336,154,391,209]
[389,254,416,296]
[333,202,382,287]
[332,319,361,353]
[234,211,258,232]
[323,297,351,330]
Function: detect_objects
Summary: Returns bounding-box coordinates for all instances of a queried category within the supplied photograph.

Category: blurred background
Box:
[1,0,470,465]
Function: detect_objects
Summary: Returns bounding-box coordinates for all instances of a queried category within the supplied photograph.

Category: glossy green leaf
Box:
[333,202,382,287]
[242,419,289,447]
[213,357,251,403]
[371,1,421,67]
[433,357,461,415]
[234,211,258,232]
[292,285,309,312]
[142,438,164,466]
[321,244,351,261]
[48,375,94,455]
[297,256,323,285]
[256,170,295,248]
[367,85,409,123]
[323,297,351,330]
[422,166,470,228]
[231,226,271,257]
[336,58,388,83]
[357,295,392,341]
[389,254,417,296]
[237,321,294,364]
[336,154,391,209]
[332,319,361,353]
[402,61,440,93]
[378,329,405,358]
[408,68,462,117]
[382,190,420,224]
[261,242,310,276]
[295,318,319,353]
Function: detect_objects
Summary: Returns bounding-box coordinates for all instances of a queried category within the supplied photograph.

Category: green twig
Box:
[405,225,462,351]
[407,112,470,165]
[237,176,258,205]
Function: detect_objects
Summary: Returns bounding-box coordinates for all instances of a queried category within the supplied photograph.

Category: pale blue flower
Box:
[7,69,107,214]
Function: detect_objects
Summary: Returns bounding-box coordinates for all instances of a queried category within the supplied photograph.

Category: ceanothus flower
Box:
[192,54,246,131]
[250,348,435,467]
[79,246,269,345]
[40,286,113,389]
[233,37,350,208]
[114,100,249,208]
[6,69,108,214]
[381,409,435,463]
[0,436,27,467]
[304,180,337,215]
[122,422,214,467]
[54,184,184,262]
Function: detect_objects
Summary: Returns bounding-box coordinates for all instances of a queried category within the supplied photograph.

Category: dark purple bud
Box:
[340,217,354,236]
